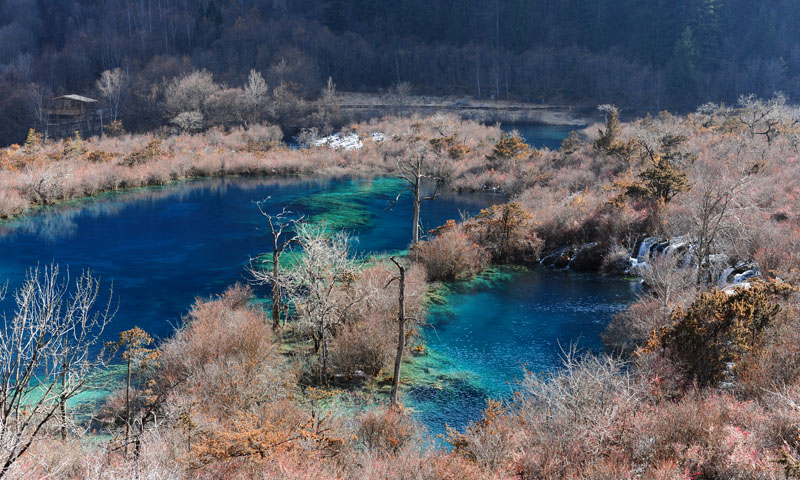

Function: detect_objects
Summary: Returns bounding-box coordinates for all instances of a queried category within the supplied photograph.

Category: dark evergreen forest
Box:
[0,0,797,144]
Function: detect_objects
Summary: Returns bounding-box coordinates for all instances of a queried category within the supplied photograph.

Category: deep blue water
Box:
[0,176,498,344]
[500,123,579,150]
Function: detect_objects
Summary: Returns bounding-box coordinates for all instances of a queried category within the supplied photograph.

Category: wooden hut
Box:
[45,95,101,139]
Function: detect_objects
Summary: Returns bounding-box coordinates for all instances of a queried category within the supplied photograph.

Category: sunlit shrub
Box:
[355,408,420,455]
[330,313,394,377]
[641,280,795,386]
[413,220,489,281]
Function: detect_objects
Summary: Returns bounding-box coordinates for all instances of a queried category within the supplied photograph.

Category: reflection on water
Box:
[0,177,335,242]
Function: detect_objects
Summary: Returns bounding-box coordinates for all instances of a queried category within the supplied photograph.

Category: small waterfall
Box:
[539,246,571,267]
[635,237,662,262]
[717,266,735,287]
[733,269,759,284]
[664,235,690,257]
[566,242,597,270]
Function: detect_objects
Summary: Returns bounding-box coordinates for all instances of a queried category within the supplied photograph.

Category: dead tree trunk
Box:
[389,257,406,409]
[392,145,440,247]
[271,242,281,329]
[247,201,303,330]
[411,175,422,245]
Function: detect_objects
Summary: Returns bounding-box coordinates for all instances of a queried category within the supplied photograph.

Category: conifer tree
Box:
[667,27,699,98]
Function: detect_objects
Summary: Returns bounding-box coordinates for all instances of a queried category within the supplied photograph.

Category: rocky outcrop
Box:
[539,242,603,272]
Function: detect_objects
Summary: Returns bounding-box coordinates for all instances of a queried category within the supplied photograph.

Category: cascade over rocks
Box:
[539,242,602,272]
[630,236,761,287]
[538,235,763,288]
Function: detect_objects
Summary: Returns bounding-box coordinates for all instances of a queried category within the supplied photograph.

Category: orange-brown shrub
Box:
[642,280,794,386]
[413,220,489,281]
[159,284,296,417]
[350,262,428,322]
[465,202,543,262]
[354,408,420,454]
[737,304,800,397]
[330,313,394,377]
[447,400,517,472]
[330,262,428,378]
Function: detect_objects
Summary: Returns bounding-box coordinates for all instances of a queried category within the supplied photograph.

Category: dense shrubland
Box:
[4,96,800,478]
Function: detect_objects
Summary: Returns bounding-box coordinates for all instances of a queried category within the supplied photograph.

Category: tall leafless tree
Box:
[244,69,269,125]
[96,68,127,123]
[390,134,442,246]
[386,256,407,409]
[27,83,51,138]
[0,264,114,477]
[248,199,304,330]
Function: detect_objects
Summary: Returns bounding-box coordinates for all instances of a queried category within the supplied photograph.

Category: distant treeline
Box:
[0,0,798,144]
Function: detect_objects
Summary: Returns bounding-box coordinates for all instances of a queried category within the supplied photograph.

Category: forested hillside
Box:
[1,0,799,144]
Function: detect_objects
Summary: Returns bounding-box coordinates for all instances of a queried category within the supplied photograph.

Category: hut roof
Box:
[53,94,98,103]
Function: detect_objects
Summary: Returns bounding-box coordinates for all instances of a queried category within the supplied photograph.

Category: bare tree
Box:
[390,133,443,245]
[244,69,269,125]
[27,83,51,138]
[0,264,114,477]
[164,70,220,127]
[171,111,204,133]
[96,68,127,123]
[736,93,797,144]
[639,255,697,326]
[248,199,304,330]
[390,81,413,113]
[283,223,363,384]
[109,327,158,458]
[386,257,407,409]
[314,77,340,131]
[680,138,758,284]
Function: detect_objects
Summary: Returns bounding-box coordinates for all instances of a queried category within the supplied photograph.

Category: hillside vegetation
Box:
[4,0,800,144]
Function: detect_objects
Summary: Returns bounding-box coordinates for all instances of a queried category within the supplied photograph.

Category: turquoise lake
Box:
[0,127,636,434]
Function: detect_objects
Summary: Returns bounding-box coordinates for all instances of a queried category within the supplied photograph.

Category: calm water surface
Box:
[500,123,580,150]
[0,176,497,343]
[0,125,634,433]
[414,267,636,435]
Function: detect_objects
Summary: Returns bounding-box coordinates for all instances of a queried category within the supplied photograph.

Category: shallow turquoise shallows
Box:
[0,126,637,433]
[411,266,637,436]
